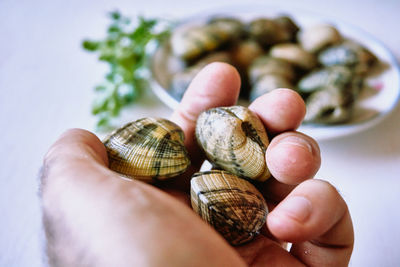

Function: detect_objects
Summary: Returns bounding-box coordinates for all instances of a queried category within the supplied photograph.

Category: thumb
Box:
[267,179,354,266]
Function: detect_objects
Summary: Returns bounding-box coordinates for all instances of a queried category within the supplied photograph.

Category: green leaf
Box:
[96,114,113,132]
[82,11,172,131]
[109,11,121,21]
[82,40,100,51]
[95,85,107,91]
[107,24,121,34]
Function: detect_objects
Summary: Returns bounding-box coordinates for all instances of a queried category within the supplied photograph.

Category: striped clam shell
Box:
[297,65,353,93]
[103,118,190,182]
[248,18,291,47]
[170,18,242,62]
[248,56,296,84]
[318,41,377,75]
[195,106,271,182]
[304,85,353,124]
[191,170,268,245]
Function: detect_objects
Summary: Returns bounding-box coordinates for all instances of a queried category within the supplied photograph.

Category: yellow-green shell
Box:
[103,118,190,182]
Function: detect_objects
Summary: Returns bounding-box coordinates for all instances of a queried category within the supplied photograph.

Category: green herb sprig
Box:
[82,11,171,131]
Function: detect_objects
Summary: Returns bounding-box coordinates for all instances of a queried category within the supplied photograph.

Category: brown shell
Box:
[230,40,264,70]
[170,25,228,61]
[273,16,300,42]
[248,18,290,47]
[248,56,296,83]
[195,106,270,182]
[103,118,190,182]
[170,18,242,62]
[190,170,268,245]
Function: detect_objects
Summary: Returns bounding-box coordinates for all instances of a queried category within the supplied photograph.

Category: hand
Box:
[41,63,353,267]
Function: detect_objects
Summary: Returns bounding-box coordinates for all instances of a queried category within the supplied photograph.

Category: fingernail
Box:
[279,135,313,153]
[277,196,312,222]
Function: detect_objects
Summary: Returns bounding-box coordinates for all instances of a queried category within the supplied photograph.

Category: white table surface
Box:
[1,0,399,266]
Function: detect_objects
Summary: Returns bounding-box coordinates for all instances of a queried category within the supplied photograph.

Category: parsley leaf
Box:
[82,11,171,131]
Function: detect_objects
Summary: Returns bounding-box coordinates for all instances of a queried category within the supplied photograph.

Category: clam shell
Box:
[318,41,377,74]
[304,86,353,124]
[190,170,268,245]
[230,40,264,70]
[170,25,229,61]
[273,15,300,42]
[171,18,243,62]
[250,74,294,101]
[207,17,244,40]
[248,56,296,83]
[298,65,353,93]
[195,106,270,182]
[248,18,289,47]
[270,43,317,70]
[298,24,342,53]
[103,118,190,182]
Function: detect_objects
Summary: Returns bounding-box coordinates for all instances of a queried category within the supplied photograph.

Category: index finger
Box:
[170,62,241,166]
[249,89,321,200]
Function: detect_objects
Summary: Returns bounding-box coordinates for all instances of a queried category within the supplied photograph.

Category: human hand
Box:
[41,63,353,267]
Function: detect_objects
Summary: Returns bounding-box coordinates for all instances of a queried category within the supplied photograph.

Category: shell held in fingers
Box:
[190,170,268,245]
[103,118,191,182]
[195,105,270,182]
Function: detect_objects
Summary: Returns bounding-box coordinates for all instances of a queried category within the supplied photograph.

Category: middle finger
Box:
[255,131,321,205]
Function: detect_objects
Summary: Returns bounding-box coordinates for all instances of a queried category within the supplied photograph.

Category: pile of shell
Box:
[103,106,270,245]
[168,16,378,124]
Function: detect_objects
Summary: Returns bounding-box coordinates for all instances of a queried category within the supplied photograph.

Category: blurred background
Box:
[0,0,399,266]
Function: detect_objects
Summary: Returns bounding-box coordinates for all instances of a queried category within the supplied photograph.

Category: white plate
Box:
[150,6,400,141]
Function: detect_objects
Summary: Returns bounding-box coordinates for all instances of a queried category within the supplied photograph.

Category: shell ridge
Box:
[190,170,268,245]
[103,118,190,181]
[207,192,267,226]
[241,121,267,151]
[208,203,265,235]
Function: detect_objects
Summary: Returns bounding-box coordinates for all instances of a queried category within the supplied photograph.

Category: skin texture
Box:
[40,62,354,267]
